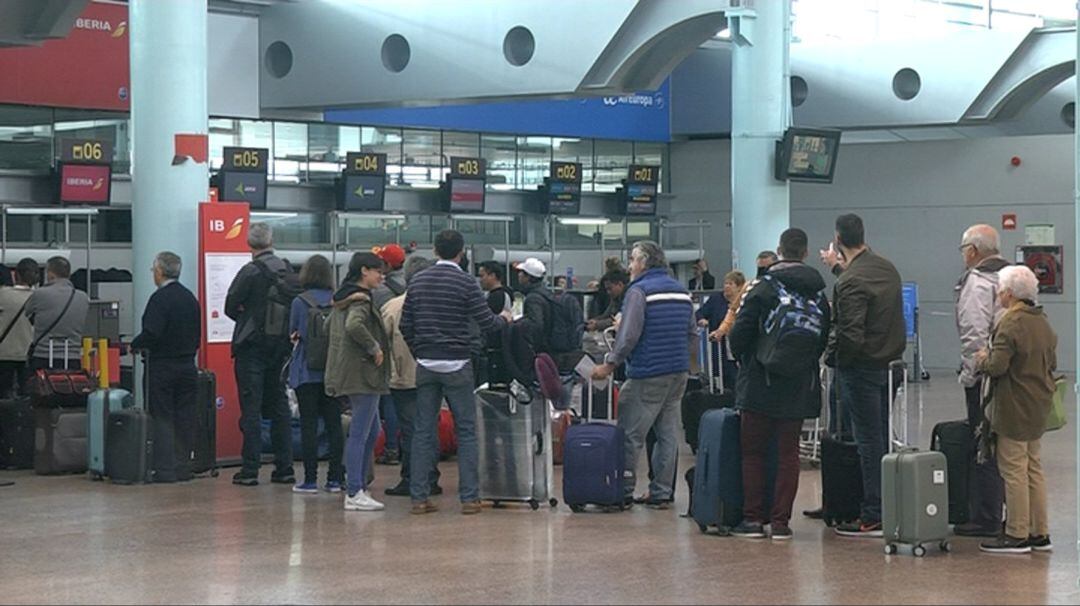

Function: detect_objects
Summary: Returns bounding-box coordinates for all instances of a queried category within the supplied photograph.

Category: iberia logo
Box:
[112,21,127,38]
[92,178,104,191]
[225,218,244,240]
[75,18,126,37]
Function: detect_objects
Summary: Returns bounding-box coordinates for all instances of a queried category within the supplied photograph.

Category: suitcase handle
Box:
[887,359,908,453]
[585,376,615,423]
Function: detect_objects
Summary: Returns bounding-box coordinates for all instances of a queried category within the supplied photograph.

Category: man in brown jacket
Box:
[975,265,1057,554]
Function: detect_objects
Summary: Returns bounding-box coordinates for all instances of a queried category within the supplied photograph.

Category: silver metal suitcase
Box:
[476,387,557,510]
[882,361,951,557]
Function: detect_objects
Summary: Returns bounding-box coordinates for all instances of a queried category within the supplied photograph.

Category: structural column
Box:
[1073,14,1079,577]
[729,0,791,269]
[129,0,208,329]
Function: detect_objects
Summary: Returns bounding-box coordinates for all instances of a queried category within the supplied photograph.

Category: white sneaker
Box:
[344,490,385,512]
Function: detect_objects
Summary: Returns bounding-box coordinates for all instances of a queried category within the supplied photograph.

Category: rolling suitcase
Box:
[882,361,950,556]
[820,367,863,527]
[27,340,94,410]
[105,408,152,484]
[34,407,87,475]
[563,379,625,512]
[681,328,733,453]
[191,369,218,476]
[0,396,34,469]
[476,387,557,510]
[87,343,133,478]
[929,419,971,526]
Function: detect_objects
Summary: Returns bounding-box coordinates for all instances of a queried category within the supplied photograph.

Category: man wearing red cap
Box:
[372,244,407,311]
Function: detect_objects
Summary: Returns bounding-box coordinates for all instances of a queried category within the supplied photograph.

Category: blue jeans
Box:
[344,393,381,497]
[837,367,889,523]
[379,393,401,453]
[618,372,687,501]
[411,363,478,503]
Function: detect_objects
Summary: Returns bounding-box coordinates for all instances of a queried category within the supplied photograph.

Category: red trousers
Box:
[740,410,804,526]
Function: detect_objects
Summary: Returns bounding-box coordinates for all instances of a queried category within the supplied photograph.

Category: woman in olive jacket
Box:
[325,252,392,513]
[975,265,1057,554]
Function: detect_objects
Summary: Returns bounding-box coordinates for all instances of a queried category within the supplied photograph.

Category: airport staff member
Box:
[131,252,201,484]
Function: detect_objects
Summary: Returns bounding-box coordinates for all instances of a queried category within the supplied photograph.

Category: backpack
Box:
[299,292,332,371]
[487,321,536,386]
[254,260,303,341]
[755,275,827,378]
[542,291,585,354]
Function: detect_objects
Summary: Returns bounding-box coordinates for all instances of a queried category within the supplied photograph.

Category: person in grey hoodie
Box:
[953,223,1009,537]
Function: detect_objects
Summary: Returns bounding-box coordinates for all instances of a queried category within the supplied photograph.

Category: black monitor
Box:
[447,177,486,213]
[620,164,659,216]
[58,162,112,205]
[775,127,841,184]
[339,174,386,211]
[215,171,268,209]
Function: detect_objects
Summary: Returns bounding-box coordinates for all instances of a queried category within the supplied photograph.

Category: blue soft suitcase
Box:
[87,387,134,478]
[563,379,625,512]
[691,408,778,534]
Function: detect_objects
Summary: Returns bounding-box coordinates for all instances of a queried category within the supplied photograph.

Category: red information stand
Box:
[198,201,250,462]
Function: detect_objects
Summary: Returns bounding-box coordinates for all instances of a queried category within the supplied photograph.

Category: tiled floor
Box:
[2,376,1078,605]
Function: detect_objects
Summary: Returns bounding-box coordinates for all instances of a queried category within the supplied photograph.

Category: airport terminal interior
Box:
[3,0,1080,604]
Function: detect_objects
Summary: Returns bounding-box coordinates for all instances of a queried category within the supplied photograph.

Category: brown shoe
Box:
[461,501,483,515]
[410,501,439,515]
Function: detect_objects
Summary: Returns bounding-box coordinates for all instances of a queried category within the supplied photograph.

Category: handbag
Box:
[1045,377,1068,432]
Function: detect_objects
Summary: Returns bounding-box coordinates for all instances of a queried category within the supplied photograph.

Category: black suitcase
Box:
[104,408,152,484]
[820,434,862,526]
[0,397,34,469]
[681,333,733,453]
[930,419,971,526]
[191,369,218,476]
[34,407,87,475]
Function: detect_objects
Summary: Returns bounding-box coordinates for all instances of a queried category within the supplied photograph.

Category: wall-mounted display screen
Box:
[222,147,269,173]
[339,174,386,211]
[59,162,111,205]
[218,171,268,209]
[545,161,582,215]
[623,183,658,216]
[448,177,485,213]
[775,127,841,184]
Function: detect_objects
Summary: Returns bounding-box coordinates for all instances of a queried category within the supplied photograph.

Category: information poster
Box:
[204,252,250,343]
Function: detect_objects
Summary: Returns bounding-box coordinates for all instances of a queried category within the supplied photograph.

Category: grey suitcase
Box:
[476,387,557,510]
[882,360,951,557]
[34,407,87,475]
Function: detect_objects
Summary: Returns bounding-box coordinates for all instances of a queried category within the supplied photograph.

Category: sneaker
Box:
[731,521,767,539]
[954,522,1000,538]
[835,520,884,538]
[344,491,385,512]
[643,498,671,510]
[410,501,439,515]
[461,501,483,515]
[980,535,1031,554]
[1028,535,1053,552]
[232,472,258,487]
[771,525,794,541]
[292,482,319,494]
[385,480,410,497]
[324,481,343,494]
[270,472,296,485]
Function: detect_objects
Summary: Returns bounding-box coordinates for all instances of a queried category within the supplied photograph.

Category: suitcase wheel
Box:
[548,498,558,508]
[697,523,708,534]
[528,499,539,511]
[912,545,926,558]
[939,541,951,553]
[569,504,585,513]
[884,543,897,556]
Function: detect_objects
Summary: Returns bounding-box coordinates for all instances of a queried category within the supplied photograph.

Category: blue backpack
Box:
[755,275,826,377]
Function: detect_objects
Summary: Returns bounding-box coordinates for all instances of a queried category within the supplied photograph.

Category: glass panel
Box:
[209,119,273,172]
[250,212,328,247]
[554,221,606,249]
[593,139,632,193]
[308,123,359,183]
[516,136,550,191]
[451,216,523,246]
[553,138,593,193]
[95,208,132,243]
[363,126,402,185]
[53,109,129,173]
[272,122,308,183]
[442,131,481,161]
[338,216,407,249]
[0,105,53,170]
[401,129,443,188]
[481,134,516,190]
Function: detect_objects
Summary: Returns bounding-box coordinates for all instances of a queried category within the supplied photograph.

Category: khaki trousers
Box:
[996,436,1049,539]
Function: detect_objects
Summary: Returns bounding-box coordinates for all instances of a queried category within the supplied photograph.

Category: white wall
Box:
[667,133,1076,372]
[208,13,259,118]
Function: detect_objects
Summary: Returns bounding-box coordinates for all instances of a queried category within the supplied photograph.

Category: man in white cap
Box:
[515,258,552,353]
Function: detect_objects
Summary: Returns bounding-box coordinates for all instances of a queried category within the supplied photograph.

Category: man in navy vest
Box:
[592,241,696,508]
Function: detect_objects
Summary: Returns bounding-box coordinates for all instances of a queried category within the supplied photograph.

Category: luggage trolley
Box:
[798,367,828,467]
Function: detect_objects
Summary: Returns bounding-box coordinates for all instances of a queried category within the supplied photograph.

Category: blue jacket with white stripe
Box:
[605,268,695,380]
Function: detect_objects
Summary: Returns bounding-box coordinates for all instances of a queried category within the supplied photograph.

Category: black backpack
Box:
[542,291,585,354]
[254,260,302,341]
[755,275,827,377]
[487,321,536,386]
[299,292,332,371]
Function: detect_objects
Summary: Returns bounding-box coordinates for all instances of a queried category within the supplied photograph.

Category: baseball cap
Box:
[515,257,546,278]
[375,244,406,270]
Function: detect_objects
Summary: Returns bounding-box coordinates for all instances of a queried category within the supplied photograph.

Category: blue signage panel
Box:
[902,282,918,340]
[325,80,671,142]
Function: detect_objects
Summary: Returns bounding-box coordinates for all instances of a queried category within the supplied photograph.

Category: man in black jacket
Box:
[515,258,551,352]
[728,228,830,540]
[224,223,295,487]
[131,252,201,483]
[822,213,906,537]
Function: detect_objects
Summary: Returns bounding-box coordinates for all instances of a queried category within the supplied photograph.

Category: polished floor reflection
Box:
[1,377,1078,605]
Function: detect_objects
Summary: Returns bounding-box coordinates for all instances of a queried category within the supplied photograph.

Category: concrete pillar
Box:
[1073,16,1079,572]
[129,0,208,328]
[729,0,791,270]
